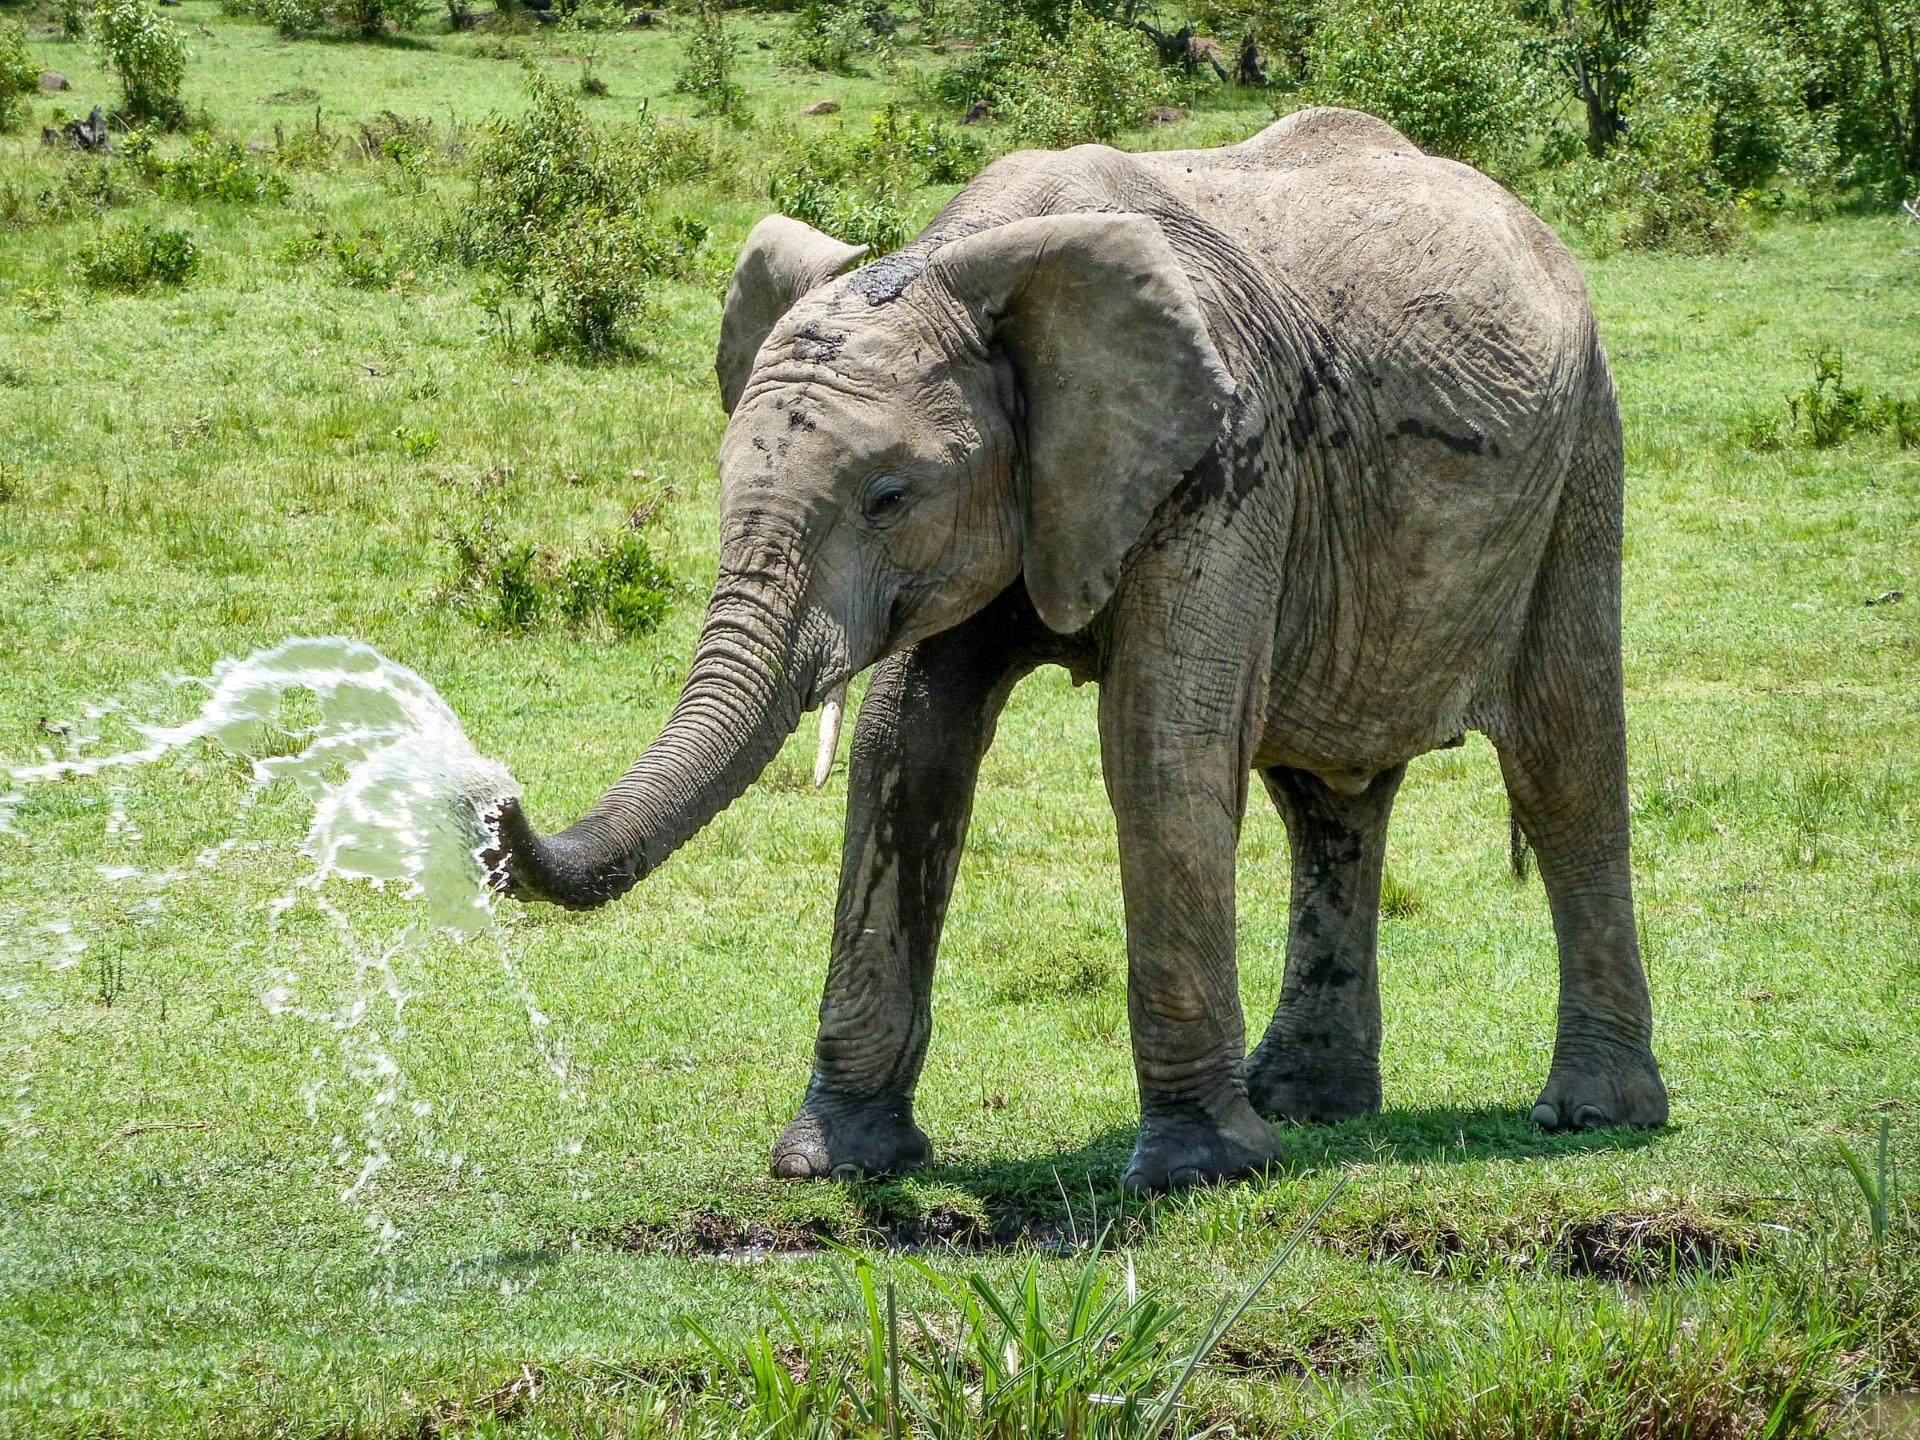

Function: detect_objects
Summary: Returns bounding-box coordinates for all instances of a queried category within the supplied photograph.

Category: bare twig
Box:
[99,1120,211,1154]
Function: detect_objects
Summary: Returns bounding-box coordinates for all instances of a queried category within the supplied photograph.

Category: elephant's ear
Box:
[715,215,869,414]
[930,213,1235,634]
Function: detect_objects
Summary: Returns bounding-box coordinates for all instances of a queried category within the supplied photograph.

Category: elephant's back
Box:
[1143,111,1609,768]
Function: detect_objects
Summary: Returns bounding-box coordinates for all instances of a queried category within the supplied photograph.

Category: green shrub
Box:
[676,0,742,117]
[524,210,659,356]
[1640,0,1819,192]
[447,68,710,276]
[767,104,978,253]
[0,155,136,231]
[1519,0,1651,156]
[150,136,292,203]
[778,0,894,74]
[994,9,1173,147]
[0,20,35,136]
[59,0,91,40]
[1309,0,1529,168]
[75,221,201,291]
[1779,346,1920,448]
[1537,104,1747,253]
[1775,0,1920,199]
[444,510,677,635]
[92,0,189,128]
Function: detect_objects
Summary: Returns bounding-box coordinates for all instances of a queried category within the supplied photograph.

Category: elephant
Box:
[488,106,1670,1193]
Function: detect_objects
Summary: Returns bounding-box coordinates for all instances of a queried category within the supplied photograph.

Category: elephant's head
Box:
[488,206,1235,910]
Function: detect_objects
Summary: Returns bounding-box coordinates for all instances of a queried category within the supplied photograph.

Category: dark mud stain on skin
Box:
[792,321,846,364]
[1397,416,1499,458]
[848,253,927,305]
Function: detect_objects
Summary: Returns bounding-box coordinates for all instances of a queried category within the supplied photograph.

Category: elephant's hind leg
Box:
[771,590,1045,1182]
[1244,763,1404,1123]
[1491,385,1667,1133]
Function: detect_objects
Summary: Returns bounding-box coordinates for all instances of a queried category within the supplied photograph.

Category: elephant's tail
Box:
[1510,807,1533,883]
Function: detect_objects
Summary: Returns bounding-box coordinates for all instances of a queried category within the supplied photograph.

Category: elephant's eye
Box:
[861,476,911,527]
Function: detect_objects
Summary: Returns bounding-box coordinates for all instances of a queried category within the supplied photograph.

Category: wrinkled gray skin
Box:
[489,108,1669,1193]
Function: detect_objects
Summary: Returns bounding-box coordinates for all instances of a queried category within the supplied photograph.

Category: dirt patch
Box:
[1323,1207,1744,1281]
[589,1203,1071,1258]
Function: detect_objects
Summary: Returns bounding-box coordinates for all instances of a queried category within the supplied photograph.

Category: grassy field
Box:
[2,4,1918,1435]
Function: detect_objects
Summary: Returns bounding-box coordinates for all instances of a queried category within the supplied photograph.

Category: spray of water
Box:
[4,637,578,1282]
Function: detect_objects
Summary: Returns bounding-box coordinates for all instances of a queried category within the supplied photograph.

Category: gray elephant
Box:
[489,107,1669,1193]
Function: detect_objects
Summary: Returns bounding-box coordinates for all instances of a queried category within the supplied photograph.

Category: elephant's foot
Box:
[1530,1047,1668,1131]
[769,1094,932,1182]
[1242,1040,1381,1124]
[1122,1097,1281,1194]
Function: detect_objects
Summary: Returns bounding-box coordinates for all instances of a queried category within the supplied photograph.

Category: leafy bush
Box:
[779,0,895,74]
[676,0,742,117]
[92,0,189,128]
[149,136,292,203]
[523,209,660,355]
[60,0,91,40]
[233,0,424,39]
[1536,104,1748,253]
[74,221,201,291]
[767,104,979,252]
[1770,346,1920,448]
[0,20,36,136]
[447,68,714,276]
[993,9,1173,147]
[444,510,677,635]
[1775,0,1920,199]
[1640,0,1819,192]
[1309,0,1528,168]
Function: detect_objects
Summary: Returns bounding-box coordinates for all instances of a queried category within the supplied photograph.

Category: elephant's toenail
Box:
[829,1163,863,1183]
[1167,1166,1203,1189]
[1529,1103,1560,1130]
[771,1151,823,1180]
[1573,1104,1609,1130]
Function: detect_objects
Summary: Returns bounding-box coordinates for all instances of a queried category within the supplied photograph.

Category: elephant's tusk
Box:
[813,683,846,787]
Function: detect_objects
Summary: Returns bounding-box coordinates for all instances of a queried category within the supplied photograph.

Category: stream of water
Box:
[3,637,578,1280]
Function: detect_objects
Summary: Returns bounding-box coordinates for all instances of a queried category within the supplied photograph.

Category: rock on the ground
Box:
[38,70,67,91]
[801,99,839,115]
[1151,105,1188,124]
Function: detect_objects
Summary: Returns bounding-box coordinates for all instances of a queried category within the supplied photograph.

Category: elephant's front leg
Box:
[1244,763,1405,1122]
[770,595,1040,1181]
[1099,638,1282,1193]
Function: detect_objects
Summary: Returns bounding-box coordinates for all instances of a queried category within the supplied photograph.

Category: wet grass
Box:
[0,3,1918,1435]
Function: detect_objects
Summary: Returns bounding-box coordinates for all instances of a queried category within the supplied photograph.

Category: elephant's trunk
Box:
[486,525,832,911]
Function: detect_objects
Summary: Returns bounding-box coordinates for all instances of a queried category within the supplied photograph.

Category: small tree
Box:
[1310,0,1529,168]
[92,0,189,128]
[1520,0,1653,155]
[675,0,742,116]
[0,20,38,134]
[996,9,1172,147]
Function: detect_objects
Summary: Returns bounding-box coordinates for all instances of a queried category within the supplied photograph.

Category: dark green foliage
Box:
[1309,0,1528,166]
[768,103,980,252]
[1522,0,1653,154]
[444,68,714,354]
[444,511,677,635]
[989,9,1172,147]
[676,0,742,116]
[1776,0,1920,198]
[1781,346,1920,447]
[74,221,201,291]
[0,19,35,135]
[148,136,292,203]
[779,0,896,73]
[92,0,189,128]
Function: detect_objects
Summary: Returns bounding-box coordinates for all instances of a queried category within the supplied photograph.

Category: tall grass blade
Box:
[1142,1175,1348,1439]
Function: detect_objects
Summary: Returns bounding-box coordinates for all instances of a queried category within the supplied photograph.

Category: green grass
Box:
[2,4,1919,1435]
